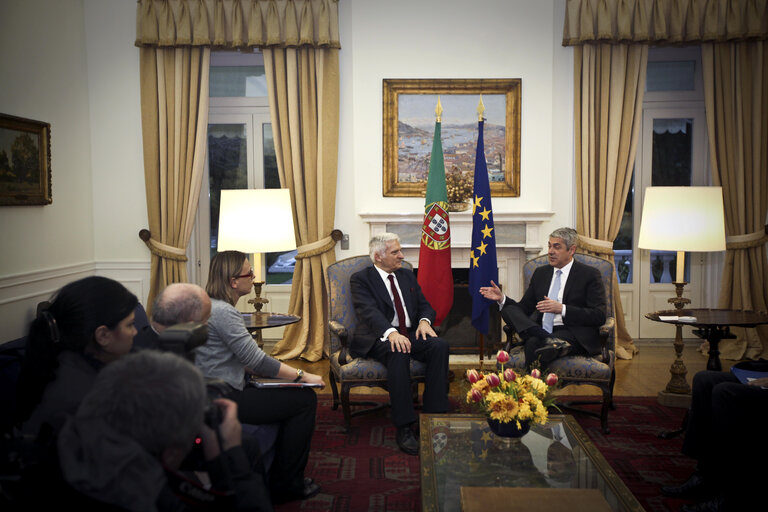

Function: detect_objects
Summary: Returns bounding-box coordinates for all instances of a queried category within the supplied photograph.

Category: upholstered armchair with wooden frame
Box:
[502,253,616,434]
[327,255,426,432]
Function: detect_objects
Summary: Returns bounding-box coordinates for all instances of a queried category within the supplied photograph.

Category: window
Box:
[191,51,293,293]
[614,46,710,339]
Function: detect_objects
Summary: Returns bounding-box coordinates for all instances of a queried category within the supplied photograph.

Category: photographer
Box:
[133,283,211,350]
[12,350,271,511]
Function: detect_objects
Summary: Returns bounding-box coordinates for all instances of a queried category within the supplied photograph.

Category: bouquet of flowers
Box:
[465,350,559,429]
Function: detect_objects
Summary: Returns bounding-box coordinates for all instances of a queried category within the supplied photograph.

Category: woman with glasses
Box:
[195,250,324,504]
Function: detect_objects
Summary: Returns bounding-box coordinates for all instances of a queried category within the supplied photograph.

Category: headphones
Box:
[38,309,61,344]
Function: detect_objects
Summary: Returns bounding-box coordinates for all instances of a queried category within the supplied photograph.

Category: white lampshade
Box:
[638,186,726,252]
[217,189,297,253]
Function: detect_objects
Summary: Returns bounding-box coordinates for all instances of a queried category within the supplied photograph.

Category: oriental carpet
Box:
[274,396,693,512]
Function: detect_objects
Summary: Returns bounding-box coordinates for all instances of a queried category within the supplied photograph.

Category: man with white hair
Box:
[133,283,212,350]
[350,233,450,455]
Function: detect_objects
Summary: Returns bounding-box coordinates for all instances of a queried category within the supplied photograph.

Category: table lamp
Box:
[638,186,726,398]
[217,188,297,317]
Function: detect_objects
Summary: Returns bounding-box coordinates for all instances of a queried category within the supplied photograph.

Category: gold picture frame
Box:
[0,113,52,206]
[383,78,521,197]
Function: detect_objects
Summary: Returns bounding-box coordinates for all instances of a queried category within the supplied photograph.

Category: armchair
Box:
[327,255,426,431]
[502,253,616,433]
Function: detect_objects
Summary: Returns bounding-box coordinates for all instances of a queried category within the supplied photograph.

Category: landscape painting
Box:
[0,114,52,206]
[383,79,520,197]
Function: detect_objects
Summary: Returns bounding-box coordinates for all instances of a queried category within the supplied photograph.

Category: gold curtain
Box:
[135,0,340,50]
[702,40,768,359]
[264,46,340,362]
[574,43,647,360]
[139,47,210,311]
[563,0,768,46]
[135,0,341,327]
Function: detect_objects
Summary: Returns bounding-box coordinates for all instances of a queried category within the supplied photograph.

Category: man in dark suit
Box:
[350,233,450,455]
[480,227,606,369]
[133,283,212,350]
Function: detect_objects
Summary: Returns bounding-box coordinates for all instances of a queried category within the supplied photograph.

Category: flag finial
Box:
[435,96,443,122]
[477,95,485,122]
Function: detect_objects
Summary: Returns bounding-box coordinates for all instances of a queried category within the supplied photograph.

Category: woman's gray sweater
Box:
[194,298,281,390]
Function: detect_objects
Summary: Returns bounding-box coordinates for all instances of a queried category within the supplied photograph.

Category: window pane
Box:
[209,66,267,97]
[649,118,693,283]
[208,124,247,259]
[614,174,634,284]
[646,61,696,92]
[262,123,294,284]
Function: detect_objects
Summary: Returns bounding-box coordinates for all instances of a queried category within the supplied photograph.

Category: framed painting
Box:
[0,113,52,206]
[383,78,521,197]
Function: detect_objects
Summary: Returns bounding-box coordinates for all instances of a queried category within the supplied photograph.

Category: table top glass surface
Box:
[419,414,644,512]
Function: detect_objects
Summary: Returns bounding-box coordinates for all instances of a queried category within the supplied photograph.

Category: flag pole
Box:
[477,96,485,369]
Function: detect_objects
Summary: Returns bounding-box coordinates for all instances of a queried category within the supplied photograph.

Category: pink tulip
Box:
[485,373,501,387]
[466,369,481,383]
[496,350,510,364]
[530,368,541,379]
[546,373,558,386]
[470,388,483,402]
[504,368,517,382]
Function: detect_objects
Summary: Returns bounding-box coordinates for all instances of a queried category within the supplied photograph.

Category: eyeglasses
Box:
[234,269,254,280]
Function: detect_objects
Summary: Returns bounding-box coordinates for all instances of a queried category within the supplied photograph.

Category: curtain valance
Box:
[135,0,340,49]
[563,0,768,46]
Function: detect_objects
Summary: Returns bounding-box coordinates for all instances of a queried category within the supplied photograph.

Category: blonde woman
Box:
[196,250,324,503]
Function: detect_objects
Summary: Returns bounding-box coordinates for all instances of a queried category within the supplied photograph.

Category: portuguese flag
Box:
[417,118,453,326]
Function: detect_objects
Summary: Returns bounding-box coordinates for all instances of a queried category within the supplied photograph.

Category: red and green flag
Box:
[417,114,453,326]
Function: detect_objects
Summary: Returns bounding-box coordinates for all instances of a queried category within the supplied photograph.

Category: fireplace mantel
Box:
[360,210,553,298]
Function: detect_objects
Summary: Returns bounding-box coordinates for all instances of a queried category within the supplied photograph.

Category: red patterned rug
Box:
[274,395,694,512]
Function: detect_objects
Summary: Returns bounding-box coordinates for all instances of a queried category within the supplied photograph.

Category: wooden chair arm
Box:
[598,316,616,361]
[329,320,350,365]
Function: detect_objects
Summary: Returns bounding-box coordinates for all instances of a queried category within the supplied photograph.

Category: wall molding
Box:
[0,260,151,344]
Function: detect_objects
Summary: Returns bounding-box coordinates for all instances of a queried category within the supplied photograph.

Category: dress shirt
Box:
[548,258,573,327]
[496,258,574,327]
[373,265,430,341]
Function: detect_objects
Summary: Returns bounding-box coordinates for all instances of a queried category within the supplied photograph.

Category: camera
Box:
[157,323,228,429]
[157,322,208,360]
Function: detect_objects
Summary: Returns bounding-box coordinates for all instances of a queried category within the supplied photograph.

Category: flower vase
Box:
[486,417,531,438]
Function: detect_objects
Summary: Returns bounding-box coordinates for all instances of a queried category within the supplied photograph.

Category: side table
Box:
[242,312,300,348]
[647,308,768,407]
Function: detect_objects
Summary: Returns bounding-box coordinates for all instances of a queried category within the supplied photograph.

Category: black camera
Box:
[157,322,208,360]
[157,323,228,429]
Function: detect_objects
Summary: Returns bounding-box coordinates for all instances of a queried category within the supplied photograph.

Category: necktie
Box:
[388,274,408,335]
[542,269,562,334]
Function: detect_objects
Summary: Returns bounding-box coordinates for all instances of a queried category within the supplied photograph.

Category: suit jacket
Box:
[349,265,436,358]
[505,259,606,354]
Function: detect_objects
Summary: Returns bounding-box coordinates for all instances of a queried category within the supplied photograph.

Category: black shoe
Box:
[272,477,321,503]
[681,496,724,512]
[534,338,571,365]
[396,425,419,455]
[661,472,712,500]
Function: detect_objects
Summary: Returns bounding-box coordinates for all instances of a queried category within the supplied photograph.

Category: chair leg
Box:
[600,389,610,435]
[329,371,341,410]
[341,383,352,433]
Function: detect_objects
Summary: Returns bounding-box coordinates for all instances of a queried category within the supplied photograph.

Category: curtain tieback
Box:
[138,229,188,261]
[726,229,768,250]
[576,235,614,256]
[296,234,338,259]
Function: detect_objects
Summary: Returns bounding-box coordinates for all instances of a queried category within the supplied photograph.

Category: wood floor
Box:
[273,339,735,400]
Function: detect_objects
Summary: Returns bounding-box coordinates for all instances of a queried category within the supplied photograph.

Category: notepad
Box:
[658,315,697,322]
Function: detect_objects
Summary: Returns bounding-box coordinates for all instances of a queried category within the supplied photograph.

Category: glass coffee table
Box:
[420,414,644,512]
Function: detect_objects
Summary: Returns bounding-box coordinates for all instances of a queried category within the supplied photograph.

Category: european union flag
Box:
[468,119,499,334]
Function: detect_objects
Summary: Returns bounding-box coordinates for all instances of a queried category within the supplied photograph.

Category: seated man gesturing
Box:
[479,227,606,370]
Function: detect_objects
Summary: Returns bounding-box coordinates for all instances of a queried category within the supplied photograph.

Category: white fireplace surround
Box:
[360,211,554,299]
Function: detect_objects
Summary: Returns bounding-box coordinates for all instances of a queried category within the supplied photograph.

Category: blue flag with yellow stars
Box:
[468,119,499,334]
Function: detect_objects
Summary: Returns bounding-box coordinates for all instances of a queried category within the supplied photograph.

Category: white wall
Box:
[0,0,573,342]
[335,0,574,258]
[0,0,97,340]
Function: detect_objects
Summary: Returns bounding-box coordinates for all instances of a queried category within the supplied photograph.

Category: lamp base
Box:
[657,390,691,408]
